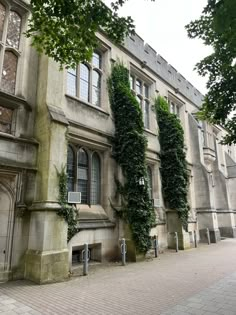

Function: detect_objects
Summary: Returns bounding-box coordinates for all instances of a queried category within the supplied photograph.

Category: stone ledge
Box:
[79,219,115,230]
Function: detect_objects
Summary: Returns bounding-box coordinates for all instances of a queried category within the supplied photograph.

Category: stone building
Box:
[0,0,236,283]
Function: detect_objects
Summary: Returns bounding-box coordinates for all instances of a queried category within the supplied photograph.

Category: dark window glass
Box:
[176,106,180,117]
[92,52,101,69]
[6,11,21,49]
[144,100,149,129]
[0,3,6,40]
[136,79,142,95]
[79,64,89,102]
[92,70,101,107]
[130,76,134,90]
[67,146,75,192]
[0,106,13,133]
[67,68,77,96]
[147,166,153,199]
[136,95,142,107]
[144,84,149,98]
[91,153,101,205]
[1,51,17,94]
[78,148,88,204]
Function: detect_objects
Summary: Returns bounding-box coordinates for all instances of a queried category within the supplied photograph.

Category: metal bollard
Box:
[82,243,89,276]
[194,230,198,248]
[174,232,179,252]
[154,235,159,258]
[206,228,211,245]
[121,238,127,266]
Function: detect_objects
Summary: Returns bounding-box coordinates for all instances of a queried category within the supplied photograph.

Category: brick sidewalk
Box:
[1,239,236,315]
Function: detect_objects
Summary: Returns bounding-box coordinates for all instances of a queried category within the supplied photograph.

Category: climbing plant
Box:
[155,96,190,231]
[56,166,79,241]
[108,63,155,253]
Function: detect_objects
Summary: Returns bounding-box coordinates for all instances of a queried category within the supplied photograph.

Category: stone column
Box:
[25,205,68,283]
[166,210,190,250]
[197,210,220,243]
[217,211,236,238]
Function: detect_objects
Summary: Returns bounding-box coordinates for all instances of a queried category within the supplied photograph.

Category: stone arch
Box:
[0,179,15,274]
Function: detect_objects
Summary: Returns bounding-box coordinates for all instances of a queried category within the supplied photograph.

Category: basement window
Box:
[0,105,13,134]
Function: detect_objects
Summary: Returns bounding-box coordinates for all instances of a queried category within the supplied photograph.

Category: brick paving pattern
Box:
[1,239,236,314]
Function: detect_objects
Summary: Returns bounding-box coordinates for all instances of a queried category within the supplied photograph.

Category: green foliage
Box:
[56,166,79,241]
[155,96,189,231]
[26,0,135,69]
[108,63,155,253]
[186,0,236,144]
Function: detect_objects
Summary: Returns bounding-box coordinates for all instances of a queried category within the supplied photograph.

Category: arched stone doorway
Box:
[0,180,15,281]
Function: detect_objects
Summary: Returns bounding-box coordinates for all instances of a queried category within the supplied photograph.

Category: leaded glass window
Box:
[136,79,142,95]
[67,146,102,206]
[136,95,142,107]
[91,153,101,205]
[6,11,21,49]
[144,100,150,129]
[169,100,181,118]
[78,148,89,204]
[67,68,76,97]
[92,52,101,69]
[67,52,102,107]
[131,75,151,129]
[92,70,101,107]
[79,64,89,102]
[0,3,5,40]
[0,106,13,134]
[1,51,17,94]
[0,4,22,95]
[130,75,134,90]
[144,84,149,98]
[67,146,75,192]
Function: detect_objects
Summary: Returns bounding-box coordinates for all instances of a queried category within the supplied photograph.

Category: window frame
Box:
[0,104,14,134]
[130,74,151,130]
[67,145,102,206]
[168,94,184,119]
[0,1,23,95]
[66,51,103,108]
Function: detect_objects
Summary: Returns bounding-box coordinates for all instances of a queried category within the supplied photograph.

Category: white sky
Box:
[105,0,212,95]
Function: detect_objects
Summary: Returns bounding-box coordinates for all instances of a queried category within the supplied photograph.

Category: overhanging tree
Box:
[186,0,236,144]
[26,0,136,69]
[26,1,158,69]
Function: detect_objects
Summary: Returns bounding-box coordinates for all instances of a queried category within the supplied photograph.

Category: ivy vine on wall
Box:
[108,63,155,253]
[155,96,190,231]
[56,166,79,242]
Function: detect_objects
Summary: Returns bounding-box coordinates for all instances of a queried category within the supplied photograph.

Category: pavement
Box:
[1,238,236,314]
